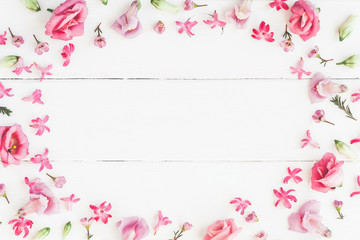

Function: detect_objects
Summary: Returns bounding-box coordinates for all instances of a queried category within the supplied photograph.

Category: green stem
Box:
[47,8,54,13]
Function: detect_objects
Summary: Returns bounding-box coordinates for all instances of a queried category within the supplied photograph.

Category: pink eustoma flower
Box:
[112,1,143,38]
[176,20,198,36]
[301,130,320,149]
[0,81,13,98]
[90,201,112,224]
[203,11,226,29]
[245,211,259,223]
[273,187,297,209]
[255,231,268,240]
[8,217,33,238]
[269,0,289,11]
[61,43,75,67]
[117,216,150,240]
[225,0,252,28]
[251,21,275,42]
[61,194,80,210]
[290,58,311,80]
[12,57,33,76]
[30,115,50,136]
[280,39,294,52]
[289,200,331,237]
[203,219,242,240]
[30,148,52,172]
[283,167,303,184]
[154,210,172,235]
[0,31,7,45]
[350,175,360,197]
[22,89,44,104]
[351,90,360,103]
[34,63,52,82]
[309,73,348,103]
[230,197,251,215]
[8,28,24,48]
[154,21,165,34]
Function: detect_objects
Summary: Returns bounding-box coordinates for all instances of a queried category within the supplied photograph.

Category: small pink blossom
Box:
[333,200,344,219]
[22,89,44,104]
[61,43,75,67]
[30,115,50,136]
[30,148,52,172]
[230,197,251,215]
[273,187,297,209]
[352,90,360,102]
[33,34,49,55]
[0,183,10,204]
[269,0,289,11]
[117,216,150,240]
[0,31,7,45]
[251,21,275,42]
[0,81,14,98]
[94,23,106,48]
[112,1,142,38]
[34,63,52,82]
[290,58,311,80]
[283,167,303,184]
[184,0,207,10]
[154,21,165,34]
[225,0,252,28]
[154,210,172,235]
[350,175,360,197]
[61,194,80,210]
[280,39,294,52]
[46,173,66,188]
[301,130,320,149]
[308,46,319,58]
[182,222,193,231]
[8,28,24,48]
[255,231,268,240]
[203,11,226,29]
[81,217,94,229]
[8,217,33,238]
[12,57,33,76]
[90,201,112,224]
[312,109,334,125]
[245,211,259,223]
[176,21,198,36]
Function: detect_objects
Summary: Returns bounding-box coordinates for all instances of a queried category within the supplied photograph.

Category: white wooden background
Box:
[1,0,360,240]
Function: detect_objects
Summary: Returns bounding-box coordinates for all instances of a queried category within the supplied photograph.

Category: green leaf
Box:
[32,227,50,240]
[0,107,12,117]
[63,221,71,239]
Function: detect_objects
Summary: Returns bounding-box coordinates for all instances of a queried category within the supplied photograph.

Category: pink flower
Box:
[12,57,33,76]
[0,124,29,167]
[34,63,52,82]
[225,0,252,28]
[309,73,348,103]
[308,45,319,58]
[312,109,334,125]
[273,187,297,209]
[245,211,259,223]
[311,152,344,193]
[0,81,13,98]
[255,231,268,240]
[283,167,303,184]
[280,40,294,52]
[8,28,24,48]
[176,21,198,36]
[333,200,344,219]
[203,219,241,240]
[112,1,142,38]
[90,201,112,224]
[22,89,44,104]
[8,217,33,238]
[184,0,207,10]
[182,222,193,231]
[230,197,251,215]
[0,31,7,45]
[203,11,226,29]
[0,183,10,204]
[33,35,49,55]
[301,130,320,149]
[351,138,360,147]
[81,217,94,229]
[46,173,66,188]
[289,200,331,237]
[289,0,320,41]
[350,175,360,197]
[61,43,75,67]
[30,115,50,136]
[290,58,311,80]
[45,0,88,40]
[154,210,172,235]
[351,90,360,103]
[61,194,80,210]
[30,148,52,172]
[94,36,106,48]
[269,0,289,11]
[117,216,150,240]
[251,21,275,42]
[154,21,165,34]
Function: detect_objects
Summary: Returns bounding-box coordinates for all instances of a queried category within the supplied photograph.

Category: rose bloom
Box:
[45,0,88,40]
[203,219,241,240]
[311,152,344,193]
[0,124,29,167]
[289,0,320,41]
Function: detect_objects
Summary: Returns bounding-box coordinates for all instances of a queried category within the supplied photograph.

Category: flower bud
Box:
[336,55,360,68]
[33,227,50,240]
[63,221,71,239]
[24,0,41,12]
[0,56,20,68]
[151,0,179,13]
[335,140,358,161]
[339,15,357,41]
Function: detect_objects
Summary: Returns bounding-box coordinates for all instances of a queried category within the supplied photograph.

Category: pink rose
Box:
[311,152,344,193]
[289,0,320,41]
[203,219,241,240]
[45,0,88,41]
[0,124,29,167]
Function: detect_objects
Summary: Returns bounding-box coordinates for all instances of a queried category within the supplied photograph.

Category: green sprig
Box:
[330,95,357,121]
[0,107,12,116]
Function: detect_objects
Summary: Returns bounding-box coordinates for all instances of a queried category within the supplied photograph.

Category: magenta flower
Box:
[203,11,226,29]
[283,167,303,184]
[290,58,311,80]
[269,0,289,11]
[289,200,331,237]
[30,115,50,136]
[301,130,320,149]
[0,183,10,204]
[280,39,294,52]
[22,89,44,104]
[33,35,49,55]
[251,21,275,42]
[184,0,207,10]
[0,31,7,45]
[117,216,150,240]
[61,194,80,211]
[350,175,360,197]
[273,187,297,209]
[46,173,66,188]
[30,148,52,172]
[230,197,251,215]
[309,73,348,103]
[225,0,252,28]
[0,81,13,98]
[112,1,142,38]
[34,63,52,82]
[351,138,360,147]
[255,231,268,240]
[61,43,75,67]
[154,21,165,34]
[8,28,24,48]
[12,57,33,76]
[90,201,112,224]
[176,20,198,36]
[352,90,360,102]
[154,210,172,235]
[8,217,33,238]
[94,23,106,48]
[312,109,334,125]
[245,211,259,223]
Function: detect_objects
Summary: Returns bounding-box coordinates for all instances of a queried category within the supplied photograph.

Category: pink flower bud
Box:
[154,21,165,34]
[182,222,192,231]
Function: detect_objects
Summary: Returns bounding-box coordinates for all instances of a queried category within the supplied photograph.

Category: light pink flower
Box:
[308,45,319,58]
[184,0,207,10]
[0,31,7,45]
[61,194,80,210]
[176,21,198,36]
[0,81,13,98]
[230,197,251,215]
[290,58,311,80]
[8,217,33,238]
[312,109,334,125]
[280,40,294,52]
[0,183,10,204]
[46,173,66,188]
[283,167,303,184]
[273,187,297,209]
[30,115,50,136]
[154,21,165,34]
[94,36,106,48]
[117,216,150,240]
[112,1,142,38]
[154,210,172,235]
[61,43,75,67]
[12,57,33,76]
[22,89,44,104]
[269,0,289,11]
[225,0,252,28]
[203,11,226,29]
[182,222,193,231]
[81,217,94,229]
[33,35,49,55]
[350,175,360,197]
[30,148,52,172]
[255,231,268,240]
[351,90,360,103]
[203,219,242,240]
[289,200,331,237]
[8,28,24,48]
[309,73,348,103]
[245,211,259,223]
[90,201,112,224]
[34,63,52,82]
[251,21,275,42]
[301,130,320,149]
